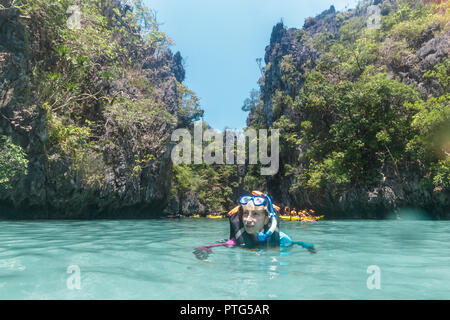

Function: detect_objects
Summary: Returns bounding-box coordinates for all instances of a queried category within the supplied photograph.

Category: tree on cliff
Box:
[0,0,202,217]
[242,0,449,217]
[0,136,28,190]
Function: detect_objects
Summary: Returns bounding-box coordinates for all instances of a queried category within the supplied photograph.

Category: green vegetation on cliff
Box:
[0,0,202,217]
[1,0,448,218]
[241,0,449,217]
[0,135,28,190]
[166,0,449,217]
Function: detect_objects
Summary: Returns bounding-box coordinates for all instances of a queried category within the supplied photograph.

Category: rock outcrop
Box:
[254,0,449,218]
[0,2,200,218]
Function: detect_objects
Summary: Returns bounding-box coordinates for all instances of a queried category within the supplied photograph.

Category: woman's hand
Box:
[307,246,317,254]
[193,246,211,260]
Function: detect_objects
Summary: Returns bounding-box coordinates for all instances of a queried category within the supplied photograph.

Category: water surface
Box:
[0,219,449,299]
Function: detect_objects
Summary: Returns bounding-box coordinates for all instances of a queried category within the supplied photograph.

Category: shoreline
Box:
[0,209,447,220]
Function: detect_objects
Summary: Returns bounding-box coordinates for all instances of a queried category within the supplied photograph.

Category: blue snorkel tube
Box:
[257,194,277,242]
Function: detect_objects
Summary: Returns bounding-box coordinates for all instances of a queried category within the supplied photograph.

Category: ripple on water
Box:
[0,219,449,299]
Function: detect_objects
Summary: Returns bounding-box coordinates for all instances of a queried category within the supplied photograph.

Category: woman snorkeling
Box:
[193,191,316,260]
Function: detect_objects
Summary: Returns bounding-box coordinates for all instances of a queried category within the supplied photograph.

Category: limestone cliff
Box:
[0,0,202,218]
[249,0,449,218]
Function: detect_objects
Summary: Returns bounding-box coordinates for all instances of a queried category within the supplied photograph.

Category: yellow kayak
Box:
[300,215,324,221]
[192,214,200,218]
[280,215,301,221]
[280,215,324,221]
[206,214,223,219]
[305,215,324,220]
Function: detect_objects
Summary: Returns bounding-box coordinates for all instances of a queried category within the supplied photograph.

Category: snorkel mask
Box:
[238,191,278,243]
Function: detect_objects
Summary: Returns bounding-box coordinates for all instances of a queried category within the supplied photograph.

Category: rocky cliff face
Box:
[0,2,199,218]
[255,0,449,218]
[0,7,48,216]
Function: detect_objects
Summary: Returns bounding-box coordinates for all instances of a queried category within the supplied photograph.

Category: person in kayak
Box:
[290,208,297,217]
[193,191,316,260]
[299,210,308,218]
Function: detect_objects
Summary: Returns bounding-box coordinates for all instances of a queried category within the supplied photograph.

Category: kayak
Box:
[206,215,223,219]
[279,215,300,221]
[192,214,200,218]
[280,215,325,221]
[305,215,324,220]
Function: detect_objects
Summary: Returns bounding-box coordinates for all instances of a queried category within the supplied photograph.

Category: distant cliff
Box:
[246,0,449,218]
[0,0,202,218]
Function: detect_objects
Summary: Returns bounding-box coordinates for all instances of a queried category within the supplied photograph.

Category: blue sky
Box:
[144,0,360,131]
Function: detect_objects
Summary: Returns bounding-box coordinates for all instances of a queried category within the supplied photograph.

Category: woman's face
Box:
[242,204,269,235]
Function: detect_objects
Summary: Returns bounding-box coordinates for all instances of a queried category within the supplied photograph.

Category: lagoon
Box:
[0,218,449,299]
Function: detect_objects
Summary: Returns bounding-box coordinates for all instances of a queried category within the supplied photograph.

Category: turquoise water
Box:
[0,219,449,299]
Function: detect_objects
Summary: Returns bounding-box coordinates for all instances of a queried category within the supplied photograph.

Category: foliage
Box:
[169,121,246,213]
[171,162,240,213]
[242,89,261,112]
[176,83,204,126]
[243,0,449,206]
[0,136,29,190]
[5,0,203,200]
[292,71,420,191]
